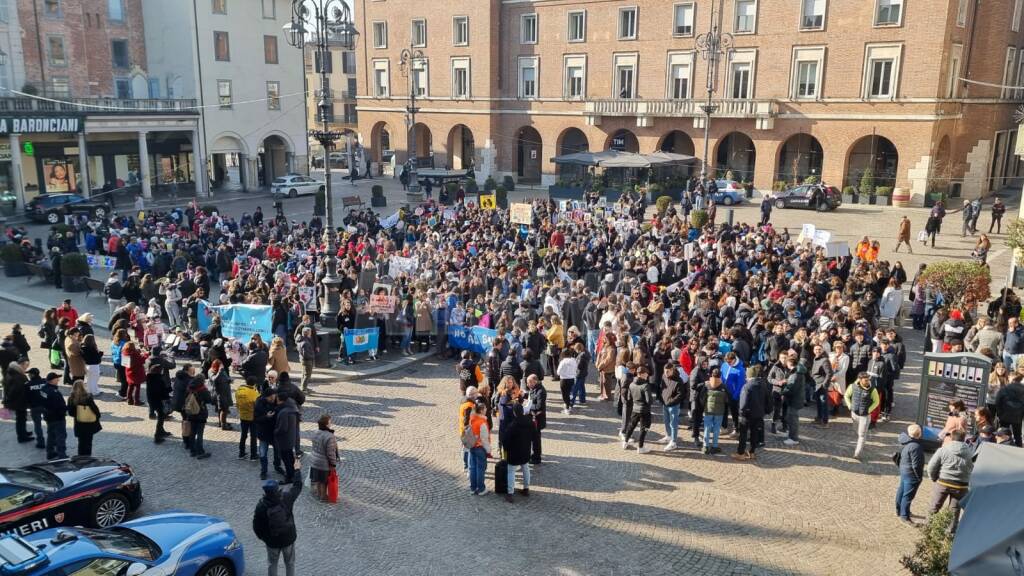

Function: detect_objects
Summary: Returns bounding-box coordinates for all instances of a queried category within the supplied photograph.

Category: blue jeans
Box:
[258,439,280,476]
[663,404,681,443]
[468,447,487,493]
[400,328,413,351]
[895,474,921,519]
[702,414,723,448]
[570,374,587,404]
[46,419,67,460]
[506,463,530,494]
[31,408,45,448]
[462,448,469,471]
[814,388,830,424]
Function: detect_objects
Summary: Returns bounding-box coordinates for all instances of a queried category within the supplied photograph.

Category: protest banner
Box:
[443,209,456,221]
[510,203,532,225]
[343,327,380,354]
[367,294,397,314]
[447,325,497,355]
[389,255,419,276]
[198,301,273,344]
[798,223,816,243]
[297,286,317,311]
[813,229,832,248]
[85,255,117,269]
[381,211,401,229]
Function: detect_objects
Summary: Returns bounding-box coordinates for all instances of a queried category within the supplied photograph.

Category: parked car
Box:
[711,180,747,205]
[0,512,244,576]
[0,457,143,537]
[271,174,326,198]
[772,184,842,211]
[25,194,112,224]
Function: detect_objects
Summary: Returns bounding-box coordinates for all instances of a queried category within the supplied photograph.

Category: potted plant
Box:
[484,176,497,192]
[773,181,788,193]
[60,252,90,293]
[919,260,991,310]
[842,186,856,204]
[371,184,386,208]
[858,169,875,205]
[689,208,709,229]
[1,243,28,277]
[655,194,673,216]
[900,510,954,576]
[464,178,479,194]
[494,185,508,209]
[874,186,893,206]
[502,175,515,192]
[803,175,819,185]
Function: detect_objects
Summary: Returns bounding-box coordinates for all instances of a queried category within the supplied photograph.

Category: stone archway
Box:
[446,124,475,170]
[776,133,824,186]
[209,133,248,190]
[606,129,639,153]
[516,126,543,183]
[556,127,589,179]
[411,123,433,167]
[658,130,695,155]
[845,134,899,191]
[370,121,393,164]
[259,134,291,186]
[715,132,756,182]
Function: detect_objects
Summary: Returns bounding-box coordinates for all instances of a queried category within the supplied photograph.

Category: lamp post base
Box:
[320,273,342,329]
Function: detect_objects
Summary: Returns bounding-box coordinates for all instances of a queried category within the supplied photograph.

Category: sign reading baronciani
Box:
[0,117,83,134]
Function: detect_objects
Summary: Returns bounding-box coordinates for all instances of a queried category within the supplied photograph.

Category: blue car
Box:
[0,513,244,576]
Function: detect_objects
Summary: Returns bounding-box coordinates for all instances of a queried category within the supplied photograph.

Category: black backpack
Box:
[265,502,290,541]
[104,281,124,301]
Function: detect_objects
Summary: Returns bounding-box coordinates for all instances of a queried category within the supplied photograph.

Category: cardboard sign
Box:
[510,203,532,225]
[479,194,497,210]
[367,294,397,314]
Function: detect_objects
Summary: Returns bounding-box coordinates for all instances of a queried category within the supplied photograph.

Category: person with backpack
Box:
[464,401,491,495]
[236,376,259,460]
[145,350,173,444]
[525,374,547,465]
[184,374,214,459]
[254,388,282,481]
[994,376,1024,447]
[253,479,302,576]
[104,272,125,316]
[274,390,301,483]
[733,365,768,461]
[66,379,101,456]
[502,403,534,503]
[622,365,654,454]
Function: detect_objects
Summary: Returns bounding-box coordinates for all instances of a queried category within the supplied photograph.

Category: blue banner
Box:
[343,327,379,354]
[447,325,497,355]
[198,301,274,344]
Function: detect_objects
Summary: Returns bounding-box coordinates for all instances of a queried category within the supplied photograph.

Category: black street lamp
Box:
[695,0,733,182]
[285,0,358,329]
[400,46,425,205]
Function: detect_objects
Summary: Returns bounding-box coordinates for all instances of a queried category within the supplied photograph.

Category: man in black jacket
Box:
[253,479,302,576]
[995,379,1024,447]
[41,372,67,460]
[254,389,281,481]
[734,367,769,460]
[525,374,546,465]
[503,404,535,503]
[26,368,47,449]
[896,424,925,524]
[3,358,33,443]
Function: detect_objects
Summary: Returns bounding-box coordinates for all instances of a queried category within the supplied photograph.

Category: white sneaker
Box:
[621,440,630,450]
[627,438,636,445]
[618,432,626,442]
[853,449,863,459]
[783,439,800,446]
[656,437,670,444]
[477,488,489,496]
[663,442,677,452]
[562,408,571,415]
[637,446,652,454]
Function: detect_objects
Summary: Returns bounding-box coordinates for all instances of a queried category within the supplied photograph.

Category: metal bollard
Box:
[727,209,734,226]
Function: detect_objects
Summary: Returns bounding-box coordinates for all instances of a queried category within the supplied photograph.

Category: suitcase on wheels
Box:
[494,460,509,495]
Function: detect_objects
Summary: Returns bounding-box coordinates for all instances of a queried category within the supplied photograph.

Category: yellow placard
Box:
[479,194,497,210]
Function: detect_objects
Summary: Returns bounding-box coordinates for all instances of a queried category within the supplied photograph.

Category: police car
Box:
[0,457,142,538]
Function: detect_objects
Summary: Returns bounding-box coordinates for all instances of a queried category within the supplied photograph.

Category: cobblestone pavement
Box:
[0,302,934,576]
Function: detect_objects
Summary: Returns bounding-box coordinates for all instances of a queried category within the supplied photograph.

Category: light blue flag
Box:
[344,327,379,354]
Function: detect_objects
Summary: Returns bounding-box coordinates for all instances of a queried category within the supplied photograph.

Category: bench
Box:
[83,276,106,298]
[342,195,364,209]
[24,262,54,285]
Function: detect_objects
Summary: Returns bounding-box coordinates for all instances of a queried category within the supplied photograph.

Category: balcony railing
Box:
[0,97,199,114]
[584,98,777,119]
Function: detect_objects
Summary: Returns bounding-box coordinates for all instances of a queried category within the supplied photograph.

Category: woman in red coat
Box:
[123,341,148,406]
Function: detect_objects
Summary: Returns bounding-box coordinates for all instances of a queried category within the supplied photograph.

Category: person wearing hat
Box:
[994,427,1015,446]
[2,357,33,443]
[41,371,68,460]
[25,367,46,449]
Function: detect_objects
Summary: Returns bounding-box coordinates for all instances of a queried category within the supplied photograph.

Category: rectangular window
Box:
[1014,0,1022,32]
[47,36,66,66]
[342,51,356,74]
[212,0,226,14]
[730,62,751,98]
[875,0,902,26]
[148,77,160,98]
[372,21,387,48]
[1016,53,1024,99]
[671,63,690,99]
[519,57,538,98]
[50,77,69,96]
[412,60,428,97]
[115,77,131,99]
[262,0,275,19]
[1003,47,1018,99]
[614,54,637,98]
[568,10,586,42]
[214,31,230,61]
[674,3,694,36]
[108,0,124,22]
[111,39,129,68]
[864,44,901,98]
[264,35,278,64]
[453,16,468,46]
[956,0,967,27]
[266,81,280,110]
[618,7,637,39]
[869,59,894,97]
[946,44,962,98]
[564,56,585,99]
[801,0,825,30]
[43,0,60,17]
[796,61,818,97]
[0,0,9,23]
[734,0,756,33]
[521,13,537,44]
[217,79,232,107]
[452,57,470,98]
[411,19,426,47]
[373,60,389,97]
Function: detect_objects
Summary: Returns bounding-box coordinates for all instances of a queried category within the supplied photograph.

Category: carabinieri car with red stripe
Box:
[0,457,142,537]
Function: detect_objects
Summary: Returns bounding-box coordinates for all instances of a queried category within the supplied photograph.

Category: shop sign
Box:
[0,143,9,162]
[0,116,83,134]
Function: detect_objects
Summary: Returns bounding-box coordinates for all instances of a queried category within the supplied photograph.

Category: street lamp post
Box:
[400,46,425,205]
[285,0,358,329]
[695,0,733,182]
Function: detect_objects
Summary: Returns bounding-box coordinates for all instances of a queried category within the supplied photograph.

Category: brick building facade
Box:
[355,0,1024,204]
[18,0,148,99]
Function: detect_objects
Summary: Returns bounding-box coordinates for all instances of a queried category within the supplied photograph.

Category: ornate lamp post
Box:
[400,46,425,205]
[695,0,733,181]
[285,0,358,328]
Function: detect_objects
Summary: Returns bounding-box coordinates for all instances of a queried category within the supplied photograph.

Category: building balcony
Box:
[0,97,199,115]
[584,98,777,130]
